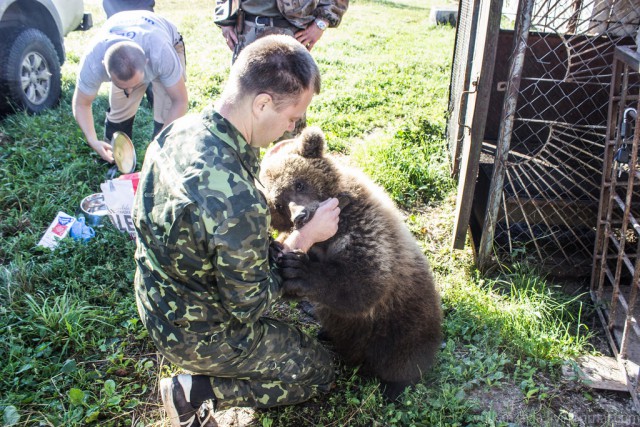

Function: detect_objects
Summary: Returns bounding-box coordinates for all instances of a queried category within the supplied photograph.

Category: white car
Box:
[0,0,92,113]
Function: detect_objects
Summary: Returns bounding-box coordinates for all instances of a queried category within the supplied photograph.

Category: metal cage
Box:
[591,45,640,410]
[449,0,640,276]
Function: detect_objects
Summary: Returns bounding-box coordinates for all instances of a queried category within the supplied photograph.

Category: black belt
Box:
[243,13,291,27]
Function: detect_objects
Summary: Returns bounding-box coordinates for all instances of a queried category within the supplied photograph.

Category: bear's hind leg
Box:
[380,379,413,401]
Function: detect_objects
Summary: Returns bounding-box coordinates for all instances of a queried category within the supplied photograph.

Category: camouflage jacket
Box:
[133,107,282,355]
[216,0,349,29]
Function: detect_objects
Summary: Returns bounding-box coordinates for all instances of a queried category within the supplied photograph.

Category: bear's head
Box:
[260,126,342,232]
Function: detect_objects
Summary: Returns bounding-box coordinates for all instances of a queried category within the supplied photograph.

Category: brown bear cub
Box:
[259,127,442,401]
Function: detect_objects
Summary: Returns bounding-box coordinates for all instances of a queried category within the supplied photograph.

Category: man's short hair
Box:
[230,35,321,109]
[104,41,146,81]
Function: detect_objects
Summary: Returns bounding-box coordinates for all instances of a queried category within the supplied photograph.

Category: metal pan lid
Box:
[111,131,136,174]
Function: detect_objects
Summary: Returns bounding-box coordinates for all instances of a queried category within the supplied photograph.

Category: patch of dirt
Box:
[558,390,639,427]
[468,371,639,426]
[214,407,257,427]
[467,387,529,422]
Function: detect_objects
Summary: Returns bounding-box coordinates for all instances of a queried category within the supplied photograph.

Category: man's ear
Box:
[252,93,273,116]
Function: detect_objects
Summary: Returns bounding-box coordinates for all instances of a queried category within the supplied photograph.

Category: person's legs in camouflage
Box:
[152,317,335,410]
[208,318,334,409]
[233,23,295,63]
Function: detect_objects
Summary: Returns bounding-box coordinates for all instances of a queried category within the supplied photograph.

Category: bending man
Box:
[72,10,187,163]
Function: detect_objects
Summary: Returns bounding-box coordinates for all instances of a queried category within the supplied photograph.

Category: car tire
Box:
[0,28,62,114]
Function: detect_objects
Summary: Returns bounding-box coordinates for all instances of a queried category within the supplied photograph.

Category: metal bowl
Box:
[112,131,136,174]
[80,193,109,227]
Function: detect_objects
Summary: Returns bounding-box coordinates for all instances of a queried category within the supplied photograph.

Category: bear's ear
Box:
[298,126,325,159]
[264,138,295,158]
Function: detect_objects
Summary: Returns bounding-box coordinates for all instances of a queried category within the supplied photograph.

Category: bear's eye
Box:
[294,181,305,192]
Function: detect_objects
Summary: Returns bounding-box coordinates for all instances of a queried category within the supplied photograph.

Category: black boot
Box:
[152,121,164,139]
[145,83,154,109]
[104,115,135,141]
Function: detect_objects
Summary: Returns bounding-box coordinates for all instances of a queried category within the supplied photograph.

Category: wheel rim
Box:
[20,51,51,106]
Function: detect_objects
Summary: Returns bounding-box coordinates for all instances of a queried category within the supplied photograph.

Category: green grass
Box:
[0,0,604,425]
[351,119,454,206]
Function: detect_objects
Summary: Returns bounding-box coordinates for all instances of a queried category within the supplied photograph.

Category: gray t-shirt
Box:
[77,10,182,96]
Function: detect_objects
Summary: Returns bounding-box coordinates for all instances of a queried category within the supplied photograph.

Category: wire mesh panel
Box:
[478,0,640,275]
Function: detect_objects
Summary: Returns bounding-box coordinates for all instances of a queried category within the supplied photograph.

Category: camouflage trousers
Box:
[145,314,335,410]
[232,21,297,63]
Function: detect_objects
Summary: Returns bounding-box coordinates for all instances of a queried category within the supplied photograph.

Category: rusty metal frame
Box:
[591,45,640,413]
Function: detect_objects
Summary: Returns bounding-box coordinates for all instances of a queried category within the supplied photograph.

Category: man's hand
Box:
[283,197,340,252]
[72,88,116,162]
[89,139,115,163]
[294,20,326,51]
[221,26,237,51]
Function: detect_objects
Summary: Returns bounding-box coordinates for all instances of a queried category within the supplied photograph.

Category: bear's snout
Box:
[293,209,312,229]
[289,201,319,230]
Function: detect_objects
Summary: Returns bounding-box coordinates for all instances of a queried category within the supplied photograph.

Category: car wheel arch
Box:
[0,0,65,64]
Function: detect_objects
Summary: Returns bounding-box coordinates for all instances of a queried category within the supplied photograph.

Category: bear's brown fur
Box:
[259,127,442,400]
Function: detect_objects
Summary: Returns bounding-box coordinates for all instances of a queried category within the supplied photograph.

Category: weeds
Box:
[22,291,109,355]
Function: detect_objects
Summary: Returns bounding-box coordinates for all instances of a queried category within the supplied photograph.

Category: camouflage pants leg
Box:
[151,316,335,410]
[209,318,334,409]
[233,23,297,63]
